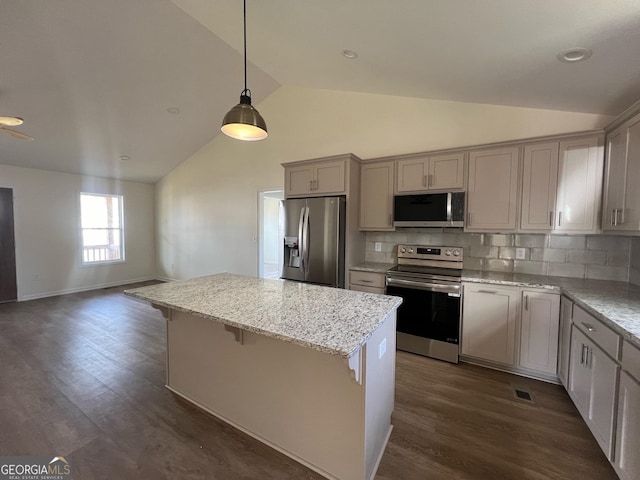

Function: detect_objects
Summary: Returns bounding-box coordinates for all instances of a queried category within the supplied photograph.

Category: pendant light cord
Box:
[243,0,249,96]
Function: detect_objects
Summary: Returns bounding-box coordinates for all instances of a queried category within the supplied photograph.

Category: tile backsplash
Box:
[365,230,633,282]
[630,237,640,286]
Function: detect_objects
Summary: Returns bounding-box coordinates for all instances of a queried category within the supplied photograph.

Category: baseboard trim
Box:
[459,355,561,385]
[18,276,159,302]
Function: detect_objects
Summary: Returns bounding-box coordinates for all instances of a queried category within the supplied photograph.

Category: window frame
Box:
[79,192,126,266]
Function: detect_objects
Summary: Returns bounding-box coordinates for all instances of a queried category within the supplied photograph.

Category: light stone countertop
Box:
[462,270,640,350]
[349,262,396,274]
[125,273,402,359]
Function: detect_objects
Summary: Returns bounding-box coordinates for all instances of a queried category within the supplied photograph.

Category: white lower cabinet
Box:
[461,284,519,366]
[557,296,573,387]
[519,290,560,376]
[349,270,386,295]
[614,341,640,480]
[568,324,619,459]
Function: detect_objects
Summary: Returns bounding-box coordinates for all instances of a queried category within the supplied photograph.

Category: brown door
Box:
[0,188,17,302]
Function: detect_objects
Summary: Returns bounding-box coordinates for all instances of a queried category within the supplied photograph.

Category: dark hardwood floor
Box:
[0,283,618,479]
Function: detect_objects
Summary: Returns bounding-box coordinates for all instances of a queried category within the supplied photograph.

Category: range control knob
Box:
[445,249,452,256]
[407,248,414,254]
[400,247,406,254]
[453,249,461,256]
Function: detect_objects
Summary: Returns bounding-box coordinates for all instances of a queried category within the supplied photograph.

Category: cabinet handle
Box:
[580,344,586,365]
[558,211,563,226]
[581,322,596,332]
[570,302,574,319]
[524,295,529,311]
[423,174,427,187]
[478,289,498,294]
[549,211,554,227]
[587,346,593,368]
[428,174,432,187]
[612,208,617,227]
[359,279,374,284]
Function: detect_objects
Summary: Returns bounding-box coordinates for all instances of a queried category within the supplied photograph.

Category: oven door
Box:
[386,276,461,362]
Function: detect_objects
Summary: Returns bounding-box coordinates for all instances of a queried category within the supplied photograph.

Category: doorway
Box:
[258,190,284,279]
[0,187,17,302]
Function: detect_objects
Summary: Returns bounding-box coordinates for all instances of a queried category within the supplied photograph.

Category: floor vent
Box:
[512,386,534,403]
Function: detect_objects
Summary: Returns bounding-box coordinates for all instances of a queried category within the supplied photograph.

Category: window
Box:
[80,193,124,264]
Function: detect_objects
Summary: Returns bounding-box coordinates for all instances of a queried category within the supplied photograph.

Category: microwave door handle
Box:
[446,192,452,224]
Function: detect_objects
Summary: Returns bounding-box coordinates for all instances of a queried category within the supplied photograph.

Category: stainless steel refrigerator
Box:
[281,196,346,288]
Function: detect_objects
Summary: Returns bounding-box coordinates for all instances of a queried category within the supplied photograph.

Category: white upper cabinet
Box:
[360,161,395,231]
[396,152,464,193]
[520,134,603,234]
[466,147,519,232]
[555,136,603,233]
[284,159,346,197]
[520,142,559,231]
[603,114,640,232]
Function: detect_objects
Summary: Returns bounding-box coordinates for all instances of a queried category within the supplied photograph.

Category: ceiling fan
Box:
[0,116,33,140]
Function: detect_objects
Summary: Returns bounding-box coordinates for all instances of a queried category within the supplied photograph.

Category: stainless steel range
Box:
[386,244,463,363]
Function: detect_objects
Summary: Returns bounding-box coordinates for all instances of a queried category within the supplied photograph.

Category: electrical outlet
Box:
[516,248,526,260]
[374,242,382,252]
[379,338,387,359]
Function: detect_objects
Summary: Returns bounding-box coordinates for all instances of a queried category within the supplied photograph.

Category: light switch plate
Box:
[516,248,526,260]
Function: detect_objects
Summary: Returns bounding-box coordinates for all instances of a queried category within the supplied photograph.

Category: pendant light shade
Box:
[221,90,268,141]
[221,0,268,141]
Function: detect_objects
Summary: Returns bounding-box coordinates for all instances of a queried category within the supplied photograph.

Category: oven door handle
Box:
[386,277,461,295]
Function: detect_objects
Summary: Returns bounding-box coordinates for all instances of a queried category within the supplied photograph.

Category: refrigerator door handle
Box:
[302,206,310,277]
[298,207,306,273]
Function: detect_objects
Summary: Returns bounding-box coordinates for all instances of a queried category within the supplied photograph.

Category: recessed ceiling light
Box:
[120,155,130,161]
[341,49,358,59]
[557,47,592,63]
[167,107,180,114]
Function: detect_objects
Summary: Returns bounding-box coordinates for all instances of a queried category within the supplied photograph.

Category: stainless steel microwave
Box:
[393,192,465,227]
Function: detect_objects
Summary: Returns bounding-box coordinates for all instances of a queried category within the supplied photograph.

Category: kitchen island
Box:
[125,273,402,480]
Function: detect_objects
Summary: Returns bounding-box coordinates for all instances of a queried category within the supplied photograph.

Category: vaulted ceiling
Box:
[1,0,639,182]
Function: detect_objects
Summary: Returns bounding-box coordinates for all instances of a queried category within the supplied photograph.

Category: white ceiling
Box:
[2,0,640,183]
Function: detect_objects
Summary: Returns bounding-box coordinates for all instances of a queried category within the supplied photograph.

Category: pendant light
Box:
[221,0,268,141]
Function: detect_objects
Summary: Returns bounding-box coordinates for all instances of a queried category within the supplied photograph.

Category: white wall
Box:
[156,86,614,280]
[0,165,156,300]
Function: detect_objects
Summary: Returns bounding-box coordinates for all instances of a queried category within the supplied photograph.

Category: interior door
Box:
[0,188,17,302]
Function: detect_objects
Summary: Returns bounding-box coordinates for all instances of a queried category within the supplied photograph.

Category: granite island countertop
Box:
[462,270,640,350]
[125,273,402,359]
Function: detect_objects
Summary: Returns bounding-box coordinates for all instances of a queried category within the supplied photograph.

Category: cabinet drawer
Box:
[622,341,640,381]
[573,305,620,360]
[349,270,386,288]
[350,284,385,295]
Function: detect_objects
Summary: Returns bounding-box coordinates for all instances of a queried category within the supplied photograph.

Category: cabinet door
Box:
[589,340,619,458]
[568,326,592,417]
[396,157,429,193]
[360,161,394,230]
[428,153,465,190]
[603,128,628,231]
[569,326,619,459]
[520,142,558,231]
[285,165,314,197]
[555,136,603,233]
[466,147,519,232]
[614,372,640,480]
[461,284,518,366]
[558,296,573,387]
[621,118,640,231]
[519,290,560,375]
[314,160,346,195]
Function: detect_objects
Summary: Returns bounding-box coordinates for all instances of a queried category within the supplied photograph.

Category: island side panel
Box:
[363,310,397,480]
[166,309,368,480]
